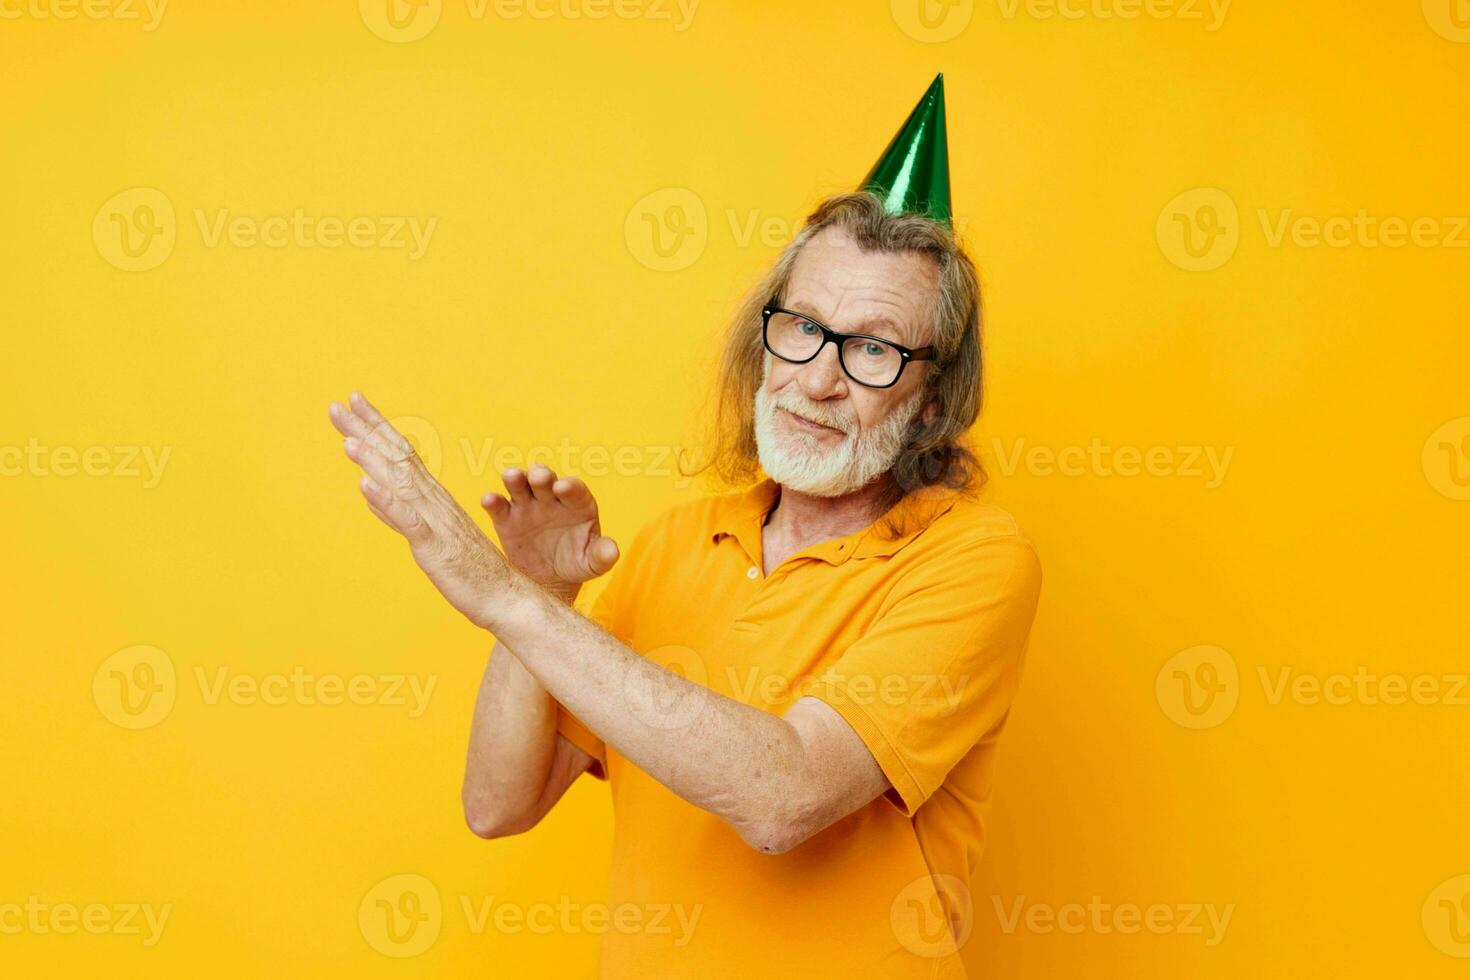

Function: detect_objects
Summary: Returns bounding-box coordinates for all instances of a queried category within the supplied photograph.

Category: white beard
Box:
[753,356,925,498]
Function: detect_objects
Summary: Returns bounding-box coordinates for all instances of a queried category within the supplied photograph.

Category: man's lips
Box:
[780,407,845,436]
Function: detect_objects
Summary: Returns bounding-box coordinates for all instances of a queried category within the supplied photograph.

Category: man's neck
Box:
[760,479,888,572]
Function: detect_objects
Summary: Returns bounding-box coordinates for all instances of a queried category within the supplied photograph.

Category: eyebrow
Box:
[784,301,902,338]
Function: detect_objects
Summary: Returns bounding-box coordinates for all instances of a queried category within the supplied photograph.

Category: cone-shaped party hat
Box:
[858,72,952,228]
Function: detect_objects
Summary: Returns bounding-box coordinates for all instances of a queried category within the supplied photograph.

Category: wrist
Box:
[477,568,549,635]
[545,581,582,605]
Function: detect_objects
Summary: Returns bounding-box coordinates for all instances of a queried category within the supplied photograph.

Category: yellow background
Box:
[2,0,1468,975]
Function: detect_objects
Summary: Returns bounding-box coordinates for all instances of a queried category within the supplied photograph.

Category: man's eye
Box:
[797,322,820,335]
[860,342,887,357]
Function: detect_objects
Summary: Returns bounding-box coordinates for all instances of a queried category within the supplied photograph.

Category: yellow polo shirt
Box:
[556,477,1042,979]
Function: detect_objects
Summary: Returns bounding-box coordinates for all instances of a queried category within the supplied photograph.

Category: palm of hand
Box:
[482,464,619,595]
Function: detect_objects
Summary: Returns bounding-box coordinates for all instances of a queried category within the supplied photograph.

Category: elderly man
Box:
[329,76,1041,979]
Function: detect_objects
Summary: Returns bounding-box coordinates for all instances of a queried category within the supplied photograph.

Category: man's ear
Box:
[920,398,938,426]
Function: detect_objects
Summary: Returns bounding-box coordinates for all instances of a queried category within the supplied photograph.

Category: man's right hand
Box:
[482,464,620,603]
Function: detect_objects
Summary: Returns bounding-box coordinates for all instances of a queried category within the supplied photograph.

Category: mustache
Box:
[773,395,852,434]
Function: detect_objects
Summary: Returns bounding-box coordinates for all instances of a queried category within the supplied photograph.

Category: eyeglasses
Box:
[761,298,936,389]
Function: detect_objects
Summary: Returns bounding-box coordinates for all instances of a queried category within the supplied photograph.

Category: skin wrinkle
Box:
[757,225,942,568]
[332,212,973,853]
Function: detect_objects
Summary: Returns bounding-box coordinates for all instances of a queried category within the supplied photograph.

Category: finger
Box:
[588,535,620,576]
[359,476,427,540]
[345,436,420,500]
[525,463,558,503]
[502,467,533,504]
[348,390,391,428]
[480,492,510,520]
[361,483,401,531]
[551,475,595,512]
[331,398,411,464]
[348,391,416,462]
[328,401,364,439]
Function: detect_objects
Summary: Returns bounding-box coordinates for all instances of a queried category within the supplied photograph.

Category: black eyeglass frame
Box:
[760,297,937,389]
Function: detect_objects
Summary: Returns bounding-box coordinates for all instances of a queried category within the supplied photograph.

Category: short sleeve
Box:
[803,532,1042,815]
[553,528,645,781]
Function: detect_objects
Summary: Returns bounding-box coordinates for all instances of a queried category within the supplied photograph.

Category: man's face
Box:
[754,225,940,498]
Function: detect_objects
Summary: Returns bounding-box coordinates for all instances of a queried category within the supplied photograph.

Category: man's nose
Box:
[796,341,849,400]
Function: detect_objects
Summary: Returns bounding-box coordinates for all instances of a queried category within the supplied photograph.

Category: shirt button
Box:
[746,566,759,580]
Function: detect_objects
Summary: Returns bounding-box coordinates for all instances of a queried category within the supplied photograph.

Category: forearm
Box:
[488,584,811,849]
[461,637,562,835]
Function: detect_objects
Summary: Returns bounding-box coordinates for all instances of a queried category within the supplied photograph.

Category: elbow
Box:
[462,795,539,840]
[737,825,804,856]
[731,798,820,856]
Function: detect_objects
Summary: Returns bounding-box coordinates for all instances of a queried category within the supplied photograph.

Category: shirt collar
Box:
[709,477,962,568]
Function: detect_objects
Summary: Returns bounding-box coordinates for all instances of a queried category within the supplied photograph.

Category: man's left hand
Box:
[328,391,525,630]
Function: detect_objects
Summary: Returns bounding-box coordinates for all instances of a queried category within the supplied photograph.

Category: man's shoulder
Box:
[915,493,1042,576]
[936,494,1033,544]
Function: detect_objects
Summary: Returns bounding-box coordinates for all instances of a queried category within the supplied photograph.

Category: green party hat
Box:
[858,72,952,227]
